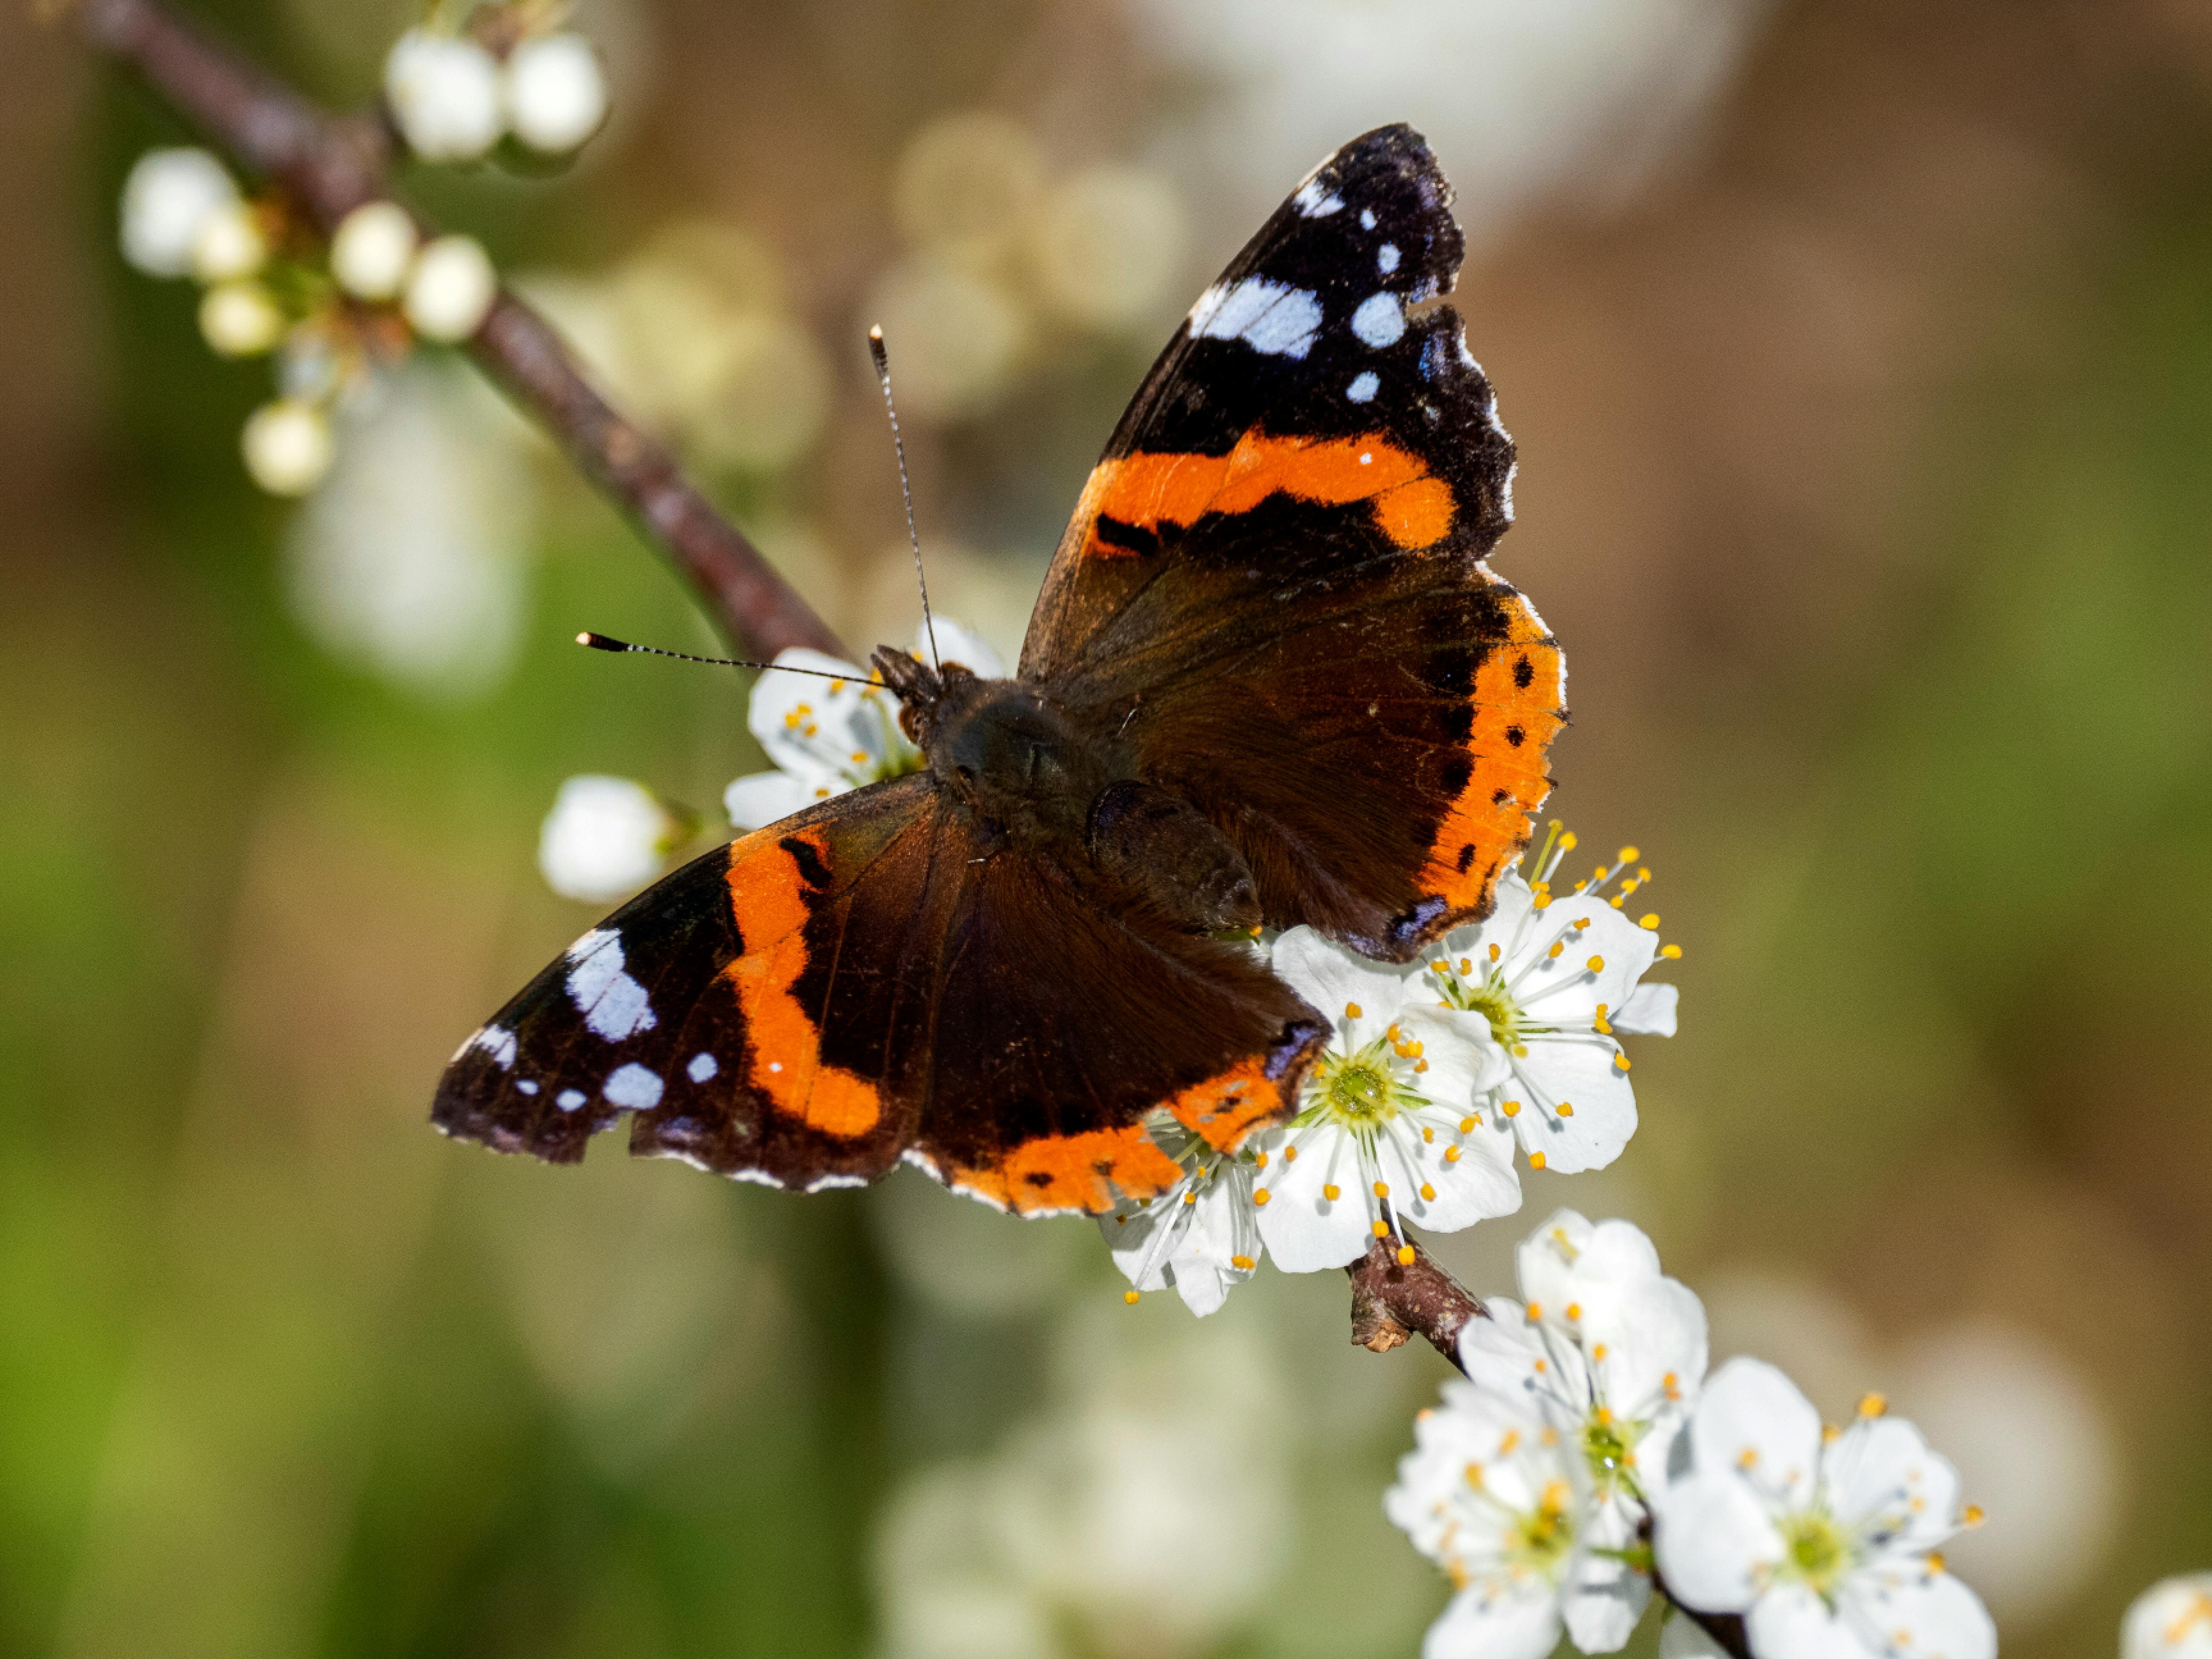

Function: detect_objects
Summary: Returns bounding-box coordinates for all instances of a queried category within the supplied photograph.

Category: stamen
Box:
[1859,1393,1888,1418]
[1396,1244,1415,1265]
[1458,1116,1477,1133]
[1345,1001,1362,1018]
[1586,955,1604,972]
[1615,1054,1631,1072]
[1558,1102,1574,1116]
[1660,943,1682,960]
[1371,1220,1390,1238]
[1486,946,1499,964]
[1420,1183,1436,1201]
[1566,1303,1580,1321]
[1123,1290,1140,1304]
[1525,1303,1542,1321]
[1548,941,1564,959]
[1530,1151,1546,1169]
[1444,1147,1461,1164]
[1283,1146,1298,1162]
[1639,914,1660,930]
[1230,1254,1255,1271]
[1502,1100,1521,1118]
[1253,1188,1271,1206]
[1323,1183,1342,1201]
[1592,1343,1608,1361]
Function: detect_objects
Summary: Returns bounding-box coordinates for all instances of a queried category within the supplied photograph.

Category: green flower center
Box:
[1457,982,1522,1049]
[1580,1411,1643,1494]
[1777,1511,1851,1595]
[1508,1480,1579,1576]
[1295,1037,1426,1134]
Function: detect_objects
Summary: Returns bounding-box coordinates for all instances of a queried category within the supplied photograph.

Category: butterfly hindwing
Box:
[1021,123,1563,959]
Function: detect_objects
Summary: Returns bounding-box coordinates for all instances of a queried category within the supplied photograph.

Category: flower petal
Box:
[1822,1415,1962,1555]
[1501,1034,1639,1174]
[1615,981,1678,1036]
[723,768,822,831]
[1688,1358,1824,1511]
[1397,1004,1510,1102]
[1840,1561,1997,1659]
[1422,1584,1562,1659]
[919,617,1007,678]
[747,646,906,781]
[1742,1582,1873,1659]
[1564,1530,1650,1654]
[2122,1572,2212,1659]
[1376,1110,1520,1235]
[1650,1471,1779,1613]
[1270,927,1423,1048]
[1251,1124,1372,1271]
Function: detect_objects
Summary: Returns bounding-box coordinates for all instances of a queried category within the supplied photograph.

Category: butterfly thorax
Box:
[872,646,1259,934]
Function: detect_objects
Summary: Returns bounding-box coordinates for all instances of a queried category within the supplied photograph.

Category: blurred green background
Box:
[5,0,2210,1655]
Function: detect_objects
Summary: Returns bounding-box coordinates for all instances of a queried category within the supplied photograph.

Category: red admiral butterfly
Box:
[434,124,1566,1215]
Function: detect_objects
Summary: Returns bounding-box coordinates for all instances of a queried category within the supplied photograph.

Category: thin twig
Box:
[76,0,845,662]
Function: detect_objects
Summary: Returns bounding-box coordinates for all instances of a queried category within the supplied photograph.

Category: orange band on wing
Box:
[948,1125,1184,1216]
[1165,1057,1297,1152]
[1420,591,1566,911]
[1077,433,1455,558]
[723,829,882,1138]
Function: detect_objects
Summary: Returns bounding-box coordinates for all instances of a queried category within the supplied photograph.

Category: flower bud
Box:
[190,200,268,284]
[538,776,683,902]
[330,201,419,301]
[503,34,609,153]
[403,234,497,341]
[120,148,237,277]
[383,29,504,161]
[241,399,335,496]
[198,281,285,357]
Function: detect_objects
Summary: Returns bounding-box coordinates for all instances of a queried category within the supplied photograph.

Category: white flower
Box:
[241,399,335,496]
[1385,1380,1607,1659]
[404,234,498,341]
[1420,830,1679,1175]
[537,775,687,902]
[1249,928,1519,1273]
[1459,1210,1709,1651]
[1099,1122,1262,1316]
[330,201,420,301]
[384,28,505,162]
[1651,1358,1996,1659]
[120,148,237,277]
[189,198,267,284]
[722,620,1003,830]
[198,281,285,357]
[503,34,609,154]
[2126,1574,2212,1659]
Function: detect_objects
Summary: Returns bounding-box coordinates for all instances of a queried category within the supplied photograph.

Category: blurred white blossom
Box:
[537,775,687,903]
[1650,1358,1995,1659]
[384,28,505,161]
[894,112,1048,265]
[867,259,1030,423]
[723,621,1002,831]
[503,33,609,153]
[1099,1123,1262,1316]
[404,233,498,341]
[241,399,335,496]
[285,362,534,698]
[2126,1574,2212,1659]
[1028,165,1190,329]
[120,147,237,278]
[198,281,285,357]
[188,199,268,284]
[330,201,419,301]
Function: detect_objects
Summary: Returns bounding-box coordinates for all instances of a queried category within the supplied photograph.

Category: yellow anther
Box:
[1513,1043,1528,1057]
[1396,1244,1415,1265]
[1614,1054,1631,1072]
[1421,1126,1434,1143]
[1638,867,1651,881]
[1283,1146,1298,1162]
[1738,1448,1759,1469]
[1525,1302,1543,1321]
[1256,1151,1269,1167]
[850,751,868,764]
[1345,1001,1362,1018]
[1572,917,1590,931]
[1964,1505,1985,1526]
[829,678,846,693]
[1548,941,1565,959]
[803,723,818,737]
[783,712,803,729]
[1610,894,1626,909]
[1487,945,1499,963]
[1594,1017,1613,1035]
[795,703,812,715]
[1372,1220,1390,1238]
[1415,1058,1428,1072]
[1639,914,1660,930]
[1663,1371,1680,1401]
[1124,1290,1140,1304]
[1459,1116,1477,1133]
[814,787,830,798]
[1444,1146,1462,1164]
[1592,865,1609,882]
[1502,1100,1521,1118]
[1420,1183,1436,1201]
[1587,955,1604,972]
[1373,1181,1389,1198]
[1530,1151,1546,1169]
[1499,1430,1521,1453]
[1559,831,1578,850]
[1532,894,1551,910]
[1388,1022,1401,1040]
[1182,1190,1196,1205]
[1253,1188,1271,1206]
[1465,1461,1485,1487]
[1540,1427,1560,1447]
[1461,956,1475,973]
[1859,1393,1888,1418]
[1566,1302,1581,1321]
[1559,1101,1575,1116]
[1534,1357,1548,1373]
[1593,1405,1612,1425]
[1823,1423,1840,1442]
[1231,1254,1255,1271]
[1618,846,1639,863]
[1592,1343,1608,1362]
[1926,1552,1946,1575]
[1323,1183,1341,1201]
[1660,943,1682,959]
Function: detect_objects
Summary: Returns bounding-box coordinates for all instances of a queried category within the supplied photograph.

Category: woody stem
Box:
[73,0,847,662]
[1345,1236,1754,1659]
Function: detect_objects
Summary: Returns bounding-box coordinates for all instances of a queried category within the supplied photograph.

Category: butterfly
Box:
[434,124,1565,1216]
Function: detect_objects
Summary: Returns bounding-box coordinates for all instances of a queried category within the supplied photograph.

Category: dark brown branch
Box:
[1349,1237,1754,1659]
[76,0,845,661]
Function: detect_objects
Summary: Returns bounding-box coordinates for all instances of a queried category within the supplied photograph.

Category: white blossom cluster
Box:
[1388,1211,1998,1659]
[116,7,611,499]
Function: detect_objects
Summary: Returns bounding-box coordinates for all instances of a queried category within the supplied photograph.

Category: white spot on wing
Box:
[804,1174,870,1192]
[517,1080,539,1095]
[1190,277,1322,358]
[1347,371,1380,403]
[564,929,658,1041]
[1350,292,1406,349]
[1360,208,1377,230]
[767,1060,783,1073]
[1292,179,1343,218]
[471,1025,518,1068]
[687,1051,719,1083]
[1377,243,1400,274]
[604,1062,664,1110]
[556,1089,587,1111]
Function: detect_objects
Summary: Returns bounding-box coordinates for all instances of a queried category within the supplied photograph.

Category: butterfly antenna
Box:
[868,326,940,671]
[575,633,857,684]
